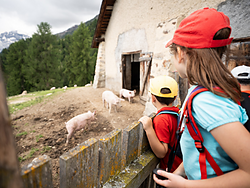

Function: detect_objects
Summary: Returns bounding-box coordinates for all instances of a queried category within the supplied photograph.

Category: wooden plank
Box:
[141,60,152,96]
[122,50,142,55]
[0,69,24,188]
[232,37,250,43]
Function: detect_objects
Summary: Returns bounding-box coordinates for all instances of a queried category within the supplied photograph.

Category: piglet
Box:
[65,111,96,145]
[119,89,136,103]
[102,91,124,113]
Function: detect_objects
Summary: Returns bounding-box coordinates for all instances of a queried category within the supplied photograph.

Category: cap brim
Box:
[165,39,173,48]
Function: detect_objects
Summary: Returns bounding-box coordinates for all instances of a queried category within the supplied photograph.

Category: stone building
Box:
[92,0,250,115]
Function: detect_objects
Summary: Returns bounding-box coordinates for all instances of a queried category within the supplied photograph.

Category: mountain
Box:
[0,31,30,52]
[55,25,79,39]
[55,15,98,39]
[0,15,99,52]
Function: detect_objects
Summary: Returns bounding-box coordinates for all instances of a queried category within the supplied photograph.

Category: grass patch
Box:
[8,87,75,114]
[18,156,25,162]
[18,148,39,162]
[16,131,27,137]
[36,134,43,142]
[9,96,44,114]
[41,146,52,154]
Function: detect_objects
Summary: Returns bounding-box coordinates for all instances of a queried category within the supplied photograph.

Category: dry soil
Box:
[11,86,145,188]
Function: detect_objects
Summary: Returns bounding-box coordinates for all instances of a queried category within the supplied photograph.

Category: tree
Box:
[65,22,97,86]
[25,22,62,91]
[87,18,98,37]
[0,48,9,84]
[5,39,30,96]
[59,35,73,87]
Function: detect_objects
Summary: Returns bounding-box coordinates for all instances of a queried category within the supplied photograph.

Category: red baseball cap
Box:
[165,7,233,48]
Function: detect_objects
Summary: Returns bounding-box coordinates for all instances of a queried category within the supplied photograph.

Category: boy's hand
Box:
[139,116,153,131]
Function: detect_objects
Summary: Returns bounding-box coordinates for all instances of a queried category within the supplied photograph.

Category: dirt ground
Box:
[11,86,145,188]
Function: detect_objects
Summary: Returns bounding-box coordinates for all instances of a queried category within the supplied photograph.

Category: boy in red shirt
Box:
[139,75,182,172]
[231,65,250,131]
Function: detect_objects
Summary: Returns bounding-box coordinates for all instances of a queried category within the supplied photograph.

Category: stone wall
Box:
[93,41,106,88]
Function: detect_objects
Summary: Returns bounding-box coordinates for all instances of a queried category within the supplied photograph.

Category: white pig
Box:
[65,111,96,145]
[119,89,136,103]
[102,91,124,113]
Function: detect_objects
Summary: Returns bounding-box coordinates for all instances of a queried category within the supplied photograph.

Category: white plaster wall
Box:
[104,0,226,92]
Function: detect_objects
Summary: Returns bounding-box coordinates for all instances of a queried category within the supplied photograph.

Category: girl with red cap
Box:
[153,7,250,187]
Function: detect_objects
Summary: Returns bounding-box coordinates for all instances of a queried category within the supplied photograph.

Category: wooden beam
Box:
[232,37,250,43]
[0,68,24,188]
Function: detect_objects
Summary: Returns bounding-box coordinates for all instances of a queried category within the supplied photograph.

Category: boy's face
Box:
[150,94,157,107]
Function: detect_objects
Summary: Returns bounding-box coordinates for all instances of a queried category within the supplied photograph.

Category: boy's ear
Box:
[151,94,156,103]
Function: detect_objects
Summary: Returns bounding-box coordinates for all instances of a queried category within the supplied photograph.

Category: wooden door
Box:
[139,52,153,104]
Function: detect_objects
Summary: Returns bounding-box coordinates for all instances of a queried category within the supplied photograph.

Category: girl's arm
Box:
[154,121,250,187]
[173,162,186,177]
[139,116,168,158]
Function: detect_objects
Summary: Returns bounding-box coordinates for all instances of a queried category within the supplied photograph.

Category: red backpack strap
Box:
[185,86,224,179]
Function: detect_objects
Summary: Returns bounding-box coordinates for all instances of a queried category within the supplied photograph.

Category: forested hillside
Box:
[0,17,98,96]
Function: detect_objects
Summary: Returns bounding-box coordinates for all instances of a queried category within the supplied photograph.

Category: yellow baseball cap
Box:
[149,75,178,98]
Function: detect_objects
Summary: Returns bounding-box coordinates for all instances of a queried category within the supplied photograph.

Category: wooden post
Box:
[179,77,188,105]
[0,68,24,188]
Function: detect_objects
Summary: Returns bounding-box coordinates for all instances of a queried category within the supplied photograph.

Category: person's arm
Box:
[173,162,186,177]
[153,121,250,188]
[139,116,168,158]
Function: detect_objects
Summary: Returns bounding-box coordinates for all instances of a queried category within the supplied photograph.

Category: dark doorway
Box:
[122,53,140,93]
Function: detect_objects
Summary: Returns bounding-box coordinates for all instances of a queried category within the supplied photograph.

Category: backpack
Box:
[176,85,242,179]
[241,92,250,132]
[154,109,183,172]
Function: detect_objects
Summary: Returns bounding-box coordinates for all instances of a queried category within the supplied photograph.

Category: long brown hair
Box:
[170,28,241,103]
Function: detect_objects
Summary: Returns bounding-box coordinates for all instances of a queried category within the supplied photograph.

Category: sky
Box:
[0,0,103,37]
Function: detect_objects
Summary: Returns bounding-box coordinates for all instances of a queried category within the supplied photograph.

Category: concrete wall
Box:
[93,41,106,88]
[93,0,250,115]
[103,0,226,92]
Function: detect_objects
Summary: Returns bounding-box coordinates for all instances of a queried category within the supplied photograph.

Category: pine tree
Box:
[25,22,61,91]
[66,22,97,86]
[0,48,9,84]
[59,35,73,86]
[5,39,30,96]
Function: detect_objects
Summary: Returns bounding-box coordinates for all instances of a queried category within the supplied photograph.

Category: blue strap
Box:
[156,110,179,117]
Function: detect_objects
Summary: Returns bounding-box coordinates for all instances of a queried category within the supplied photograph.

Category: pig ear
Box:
[134,89,136,93]
[93,111,96,115]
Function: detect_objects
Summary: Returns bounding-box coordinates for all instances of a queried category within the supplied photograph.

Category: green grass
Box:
[16,131,27,137]
[36,134,43,142]
[8,87,75,114]
[41,146,52,154]
[18,148,39,162]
